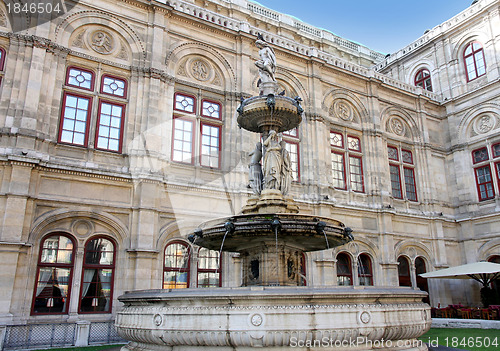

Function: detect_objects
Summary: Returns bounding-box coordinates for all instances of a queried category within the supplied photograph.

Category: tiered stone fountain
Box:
[115,36,431,351]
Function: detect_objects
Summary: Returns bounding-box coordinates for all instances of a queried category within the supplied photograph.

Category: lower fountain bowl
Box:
[115,286,431,351]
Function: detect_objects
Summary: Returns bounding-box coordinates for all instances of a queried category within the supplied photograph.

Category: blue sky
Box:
[251,0,473,54]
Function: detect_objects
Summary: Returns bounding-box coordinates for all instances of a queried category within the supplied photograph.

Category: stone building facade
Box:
[0,0,498,335]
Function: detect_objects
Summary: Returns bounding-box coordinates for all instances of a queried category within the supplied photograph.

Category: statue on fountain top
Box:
[255,34,276,84]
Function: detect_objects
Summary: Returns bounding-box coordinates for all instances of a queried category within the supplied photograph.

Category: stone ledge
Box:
[431,318,500,329]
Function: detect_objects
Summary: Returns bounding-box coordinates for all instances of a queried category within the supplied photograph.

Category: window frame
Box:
[59,66,128,153]
[31,233,76,315]
[331,151,347,190]
[474,164,495,201]
[348,154,364,193]
[163,241,191,289]
[388,145,417,202]
[0,47,5,71]
[472,146,489,165]
[282,137,301,182]
[100,74,128,98]
[95,99,126,153]
[199,121,222,169]
[174,92,197,114]
[171,92,224,169]
[65,66,96,91]
[463,41,486,82]
[330,131,364,193]
[172,115,195,165]
[414,68,432,92]
[196,247,221,288]
[358,253,373,286]
[78,236,116,314]
[200,99,222,120]
[492,143,500,159]
[397,256,412,287]
[58,91,93,148]
[336,252,353,286]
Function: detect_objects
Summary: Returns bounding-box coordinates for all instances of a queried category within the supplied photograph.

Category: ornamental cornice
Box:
[35,164,132,184]
[120,301,428,312]
[172,14,237,40]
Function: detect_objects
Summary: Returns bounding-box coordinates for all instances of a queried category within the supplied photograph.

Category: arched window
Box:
[32,234,75,314]
[464,42,486,82]
[164,242,190,289]
[397,256,411,287]
[358,254,373,286]
[197,248,220,288]
[79,236,115,313]
[415,257,429,303]
[336,253,352,286]
[414,69,432,91]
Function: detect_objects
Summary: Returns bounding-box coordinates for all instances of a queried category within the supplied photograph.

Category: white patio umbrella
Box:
[420,261,500,288]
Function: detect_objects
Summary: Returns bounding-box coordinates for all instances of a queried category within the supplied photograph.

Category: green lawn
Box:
[419,328,500,351]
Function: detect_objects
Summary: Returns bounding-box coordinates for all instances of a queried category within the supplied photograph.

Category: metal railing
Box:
[1,321,125,350]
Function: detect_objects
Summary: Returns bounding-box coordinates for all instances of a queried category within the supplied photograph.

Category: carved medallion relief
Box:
[177,56,223,87]
[328,99,358,123]
[385,115,411,139]
[70,25,130,62]
[473,114,496,134]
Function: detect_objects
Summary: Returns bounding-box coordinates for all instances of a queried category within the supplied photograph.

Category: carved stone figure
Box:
[263,130,282,190]
[248,142,263,195]
[279,140,293,196]
[91,31,113,54]
[255,36,276,83]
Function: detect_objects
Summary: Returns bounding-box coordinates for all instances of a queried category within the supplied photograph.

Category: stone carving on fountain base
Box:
[241,189,299,214]
[116,287,431,351]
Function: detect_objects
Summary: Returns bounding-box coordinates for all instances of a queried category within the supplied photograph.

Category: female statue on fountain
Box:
[263,130,282,190]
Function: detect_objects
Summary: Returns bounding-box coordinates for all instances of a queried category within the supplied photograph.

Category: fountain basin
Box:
[237,95,302,133]
[116,286,431,351]
[191,213,350,252]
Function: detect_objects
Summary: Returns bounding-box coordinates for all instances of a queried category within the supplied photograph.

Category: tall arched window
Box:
[336,253,353,286]
[32,234,75,314]
[397,256,411,287]
[197,248,220,287]
[464,42,486,82]
[79,236,116,313]
[414,69,432,91]
[415,256,429,303]
[164,242,190,289]
[358,254,373,286]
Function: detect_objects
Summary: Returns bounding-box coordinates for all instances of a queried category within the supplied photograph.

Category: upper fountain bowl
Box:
[237,94,302,134]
